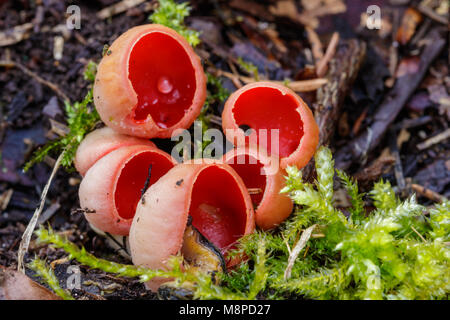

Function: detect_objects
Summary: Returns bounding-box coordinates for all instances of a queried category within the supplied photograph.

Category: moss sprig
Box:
[28,257,74,300]
[34,226,269,300]
[205,72,230,106]
[237,57,260,81]
[336,169,365,224]
[33,147,449,300]
[35,227,192,283]
[150,0,200,47]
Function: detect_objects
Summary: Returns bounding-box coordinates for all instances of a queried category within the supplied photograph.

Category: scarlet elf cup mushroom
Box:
[223,146,293,230]
[94,24,207,138]
[79,144,176,236]
[222,82,319,169]
[75,127,155,176]
[129,162,255,291]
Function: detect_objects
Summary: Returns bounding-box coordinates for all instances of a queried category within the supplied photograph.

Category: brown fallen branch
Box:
[300,39,366,181]
[335,28,446,170]
[315,39,367,147]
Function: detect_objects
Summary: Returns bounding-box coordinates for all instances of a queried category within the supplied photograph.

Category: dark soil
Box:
[0,0,448,299]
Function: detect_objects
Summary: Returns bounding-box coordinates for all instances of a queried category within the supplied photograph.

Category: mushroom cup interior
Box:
[232,87,303,158]
[128,31,196,129]
[227,154,267,207]
[189,166,248,254]
[114,151,173,220]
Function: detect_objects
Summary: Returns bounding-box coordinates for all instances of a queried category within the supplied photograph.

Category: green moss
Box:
[28,257,74,300]
[34,147,449,300]
[150,0,200,47]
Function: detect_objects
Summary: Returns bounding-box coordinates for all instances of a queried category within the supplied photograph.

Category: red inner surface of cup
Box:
[128,32,196,129]
[227,154,267,207]
[232,87,304,157]
[189,166,248,253]
[115,151,174,220]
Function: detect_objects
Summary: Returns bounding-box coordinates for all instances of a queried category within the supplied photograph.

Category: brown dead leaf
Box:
[0,267,61,300]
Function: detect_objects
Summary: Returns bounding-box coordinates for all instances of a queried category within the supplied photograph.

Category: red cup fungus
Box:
[94,24,207,139]
[129,162,255,291]
[222,82,319,169]
[223,146,293,230]
[74,127,155,176]
[79,144,176,236]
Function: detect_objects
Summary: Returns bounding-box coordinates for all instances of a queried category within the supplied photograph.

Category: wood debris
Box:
[97,0,150,20]
[416,128,450,150]
[316,32,340,78]
[284,225,316,280]
[0,266,61,300]
[0,23,33,47]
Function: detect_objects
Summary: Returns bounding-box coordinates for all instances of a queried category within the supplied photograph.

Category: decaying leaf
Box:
[0,267,61,300]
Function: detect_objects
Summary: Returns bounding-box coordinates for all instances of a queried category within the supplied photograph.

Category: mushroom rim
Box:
[182,163,255,254]
[123,24,204,131]
[223,146,278,212]
[224,81,310,163]
[111,145,176,222]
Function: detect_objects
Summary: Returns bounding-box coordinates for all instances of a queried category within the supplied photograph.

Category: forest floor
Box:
[0,0,448,299]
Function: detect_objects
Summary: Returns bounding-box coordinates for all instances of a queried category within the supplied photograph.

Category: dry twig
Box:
[17,152,64,272]
[284,225,316,280]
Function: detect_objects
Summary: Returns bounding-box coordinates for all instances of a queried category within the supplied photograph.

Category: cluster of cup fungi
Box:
[74,24,319,291]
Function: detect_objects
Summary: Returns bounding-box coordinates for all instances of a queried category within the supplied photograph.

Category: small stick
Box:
[247,188,263,195]
[316,32,340,78]
[305,27,324,61]
[0,189,13,211]
[17,152,64,272]
[284,224,316,280]
[416,128,450,150]
[214,69,327,92]
[208,115,222,126]
[411,183,446,203]
[140,164,153,204]
[303,245,310,258]
[394,115,432,131]
[310,233,325,238]
[352,107,369,136]
[104,232,130,257]
[411,226,427,243]
[389,129,406,190]
[50,257,69,269]
[417,4,448,25]
[97,0,148,19]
